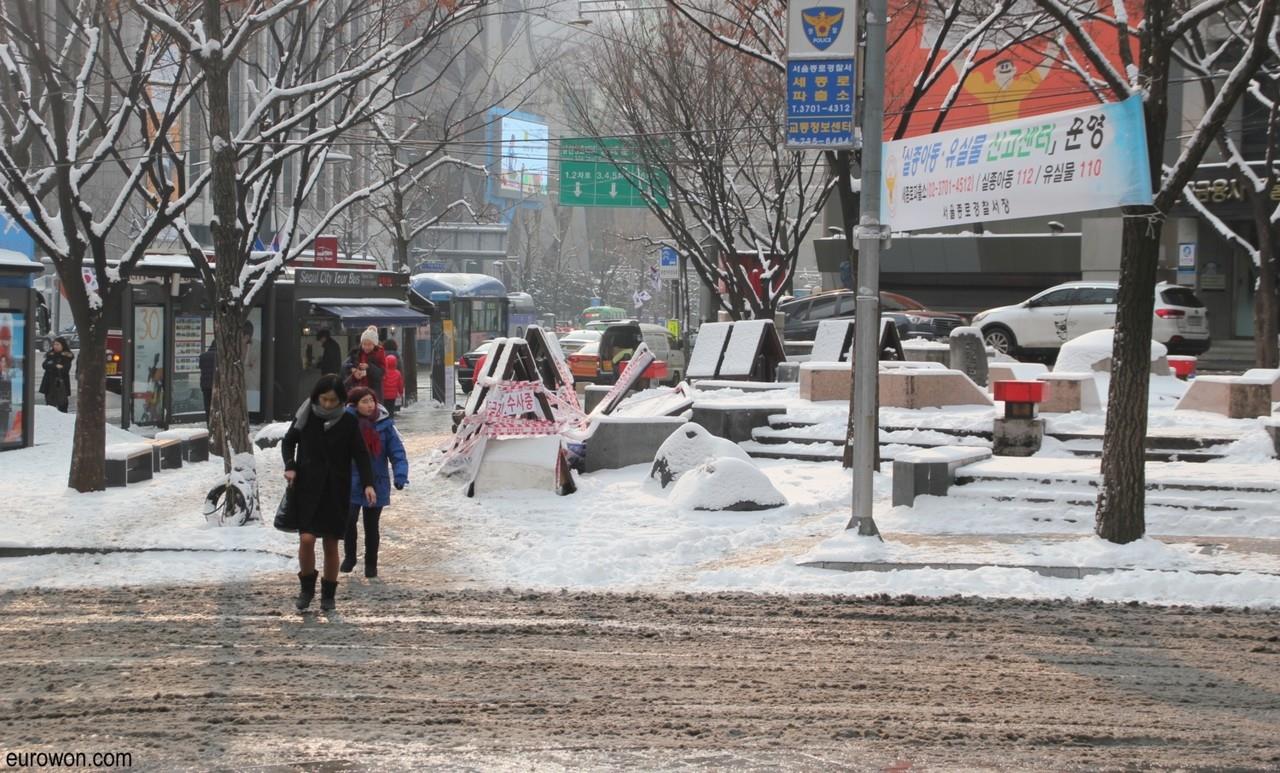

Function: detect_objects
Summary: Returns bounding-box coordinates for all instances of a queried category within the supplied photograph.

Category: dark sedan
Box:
[457,341,494,393]
[779,290,967,341]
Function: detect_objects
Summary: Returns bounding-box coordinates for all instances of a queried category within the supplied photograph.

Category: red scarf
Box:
[358,413,382,458]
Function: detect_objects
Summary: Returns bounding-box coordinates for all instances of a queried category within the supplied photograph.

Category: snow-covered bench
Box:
[156,427,210,463]
[690,402,785,443]
[1036,372,1101,414]
[105,443,154,487]
[880,369,993,409]
[144,436,183,470]
[1175,375,1273,419]
[892,446,993,507]
[581,415,688,473]
[1241,368,1280,402]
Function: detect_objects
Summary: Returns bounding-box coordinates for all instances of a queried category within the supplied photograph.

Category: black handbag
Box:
[273,484,298,532]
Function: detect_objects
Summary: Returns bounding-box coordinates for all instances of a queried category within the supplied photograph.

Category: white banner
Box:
[882,95,1153,232]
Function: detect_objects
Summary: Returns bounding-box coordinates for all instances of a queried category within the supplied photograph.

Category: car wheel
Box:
[983,325,1017,355]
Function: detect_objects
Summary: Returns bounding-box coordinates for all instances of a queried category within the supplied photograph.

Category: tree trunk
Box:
[1094,215,1161,544]
[67,320,108,492]
[1252,202,1279,369]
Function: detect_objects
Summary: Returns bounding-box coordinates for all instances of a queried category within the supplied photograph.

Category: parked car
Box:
[457,340,494,393]
[778,290,967,341]
[567,341,601,383]
[971,281,1211,360]
[557,329,602,355]
[595,321,685,385]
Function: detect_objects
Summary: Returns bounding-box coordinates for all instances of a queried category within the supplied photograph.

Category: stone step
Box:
[1057,438,1226,463]
[954,458,1280,495]
[946,482,1272,513]
[741,440,843,462]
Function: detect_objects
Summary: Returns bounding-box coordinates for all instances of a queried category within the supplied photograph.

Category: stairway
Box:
[742,415,1242,464]
[943,457,1280,534]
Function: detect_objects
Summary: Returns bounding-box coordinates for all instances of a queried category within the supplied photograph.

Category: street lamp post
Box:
[848,0,889,537]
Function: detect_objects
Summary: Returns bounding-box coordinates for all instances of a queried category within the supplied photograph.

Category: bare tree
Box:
[561,15,833,320]
[131,0,512,521]
[1038,0,1278,543]
[0,0,199,491]
[1178,20,1279,368]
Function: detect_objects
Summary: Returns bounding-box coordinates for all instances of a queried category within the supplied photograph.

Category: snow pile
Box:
[668,457,788,512]
[649,423,751,488]
[1054,329,1166,373]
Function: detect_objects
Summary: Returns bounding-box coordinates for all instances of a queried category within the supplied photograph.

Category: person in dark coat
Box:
[316,328,342,375]
[281,374,376,612]
[342,325,386,397]
[198,342,216,418]
[341,387,408,578]
[39,336,74,412]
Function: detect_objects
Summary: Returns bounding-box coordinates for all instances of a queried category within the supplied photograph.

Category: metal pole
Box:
[848,0,887,537]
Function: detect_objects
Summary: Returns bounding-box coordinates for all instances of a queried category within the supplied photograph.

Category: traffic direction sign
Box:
[558,138,669,208]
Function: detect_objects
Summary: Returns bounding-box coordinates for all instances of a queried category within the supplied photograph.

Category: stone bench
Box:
[1241,368,1280,401]
[892,446,994,507]
[691,402,785,443]
[156,427,211,463]
[799,362,850,401]
[1174,375,1273,419]
[1037,372,1101,414]
[145,437,184,470]
[583,384,613,414]
[880,369,993,409]
[581,415,688,473]
[902,340,950,364]
[988,362,1048,384]
[693,380,793,393]
[105,443,154,487]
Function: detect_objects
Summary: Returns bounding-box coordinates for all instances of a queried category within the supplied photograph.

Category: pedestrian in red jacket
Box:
[382,354,404,416]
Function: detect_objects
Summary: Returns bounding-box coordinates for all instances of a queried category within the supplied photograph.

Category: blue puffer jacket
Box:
[347,405,409,507]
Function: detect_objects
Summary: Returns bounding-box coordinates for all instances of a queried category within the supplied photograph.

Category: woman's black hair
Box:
[52,336,72,353]
[310,374,347,403]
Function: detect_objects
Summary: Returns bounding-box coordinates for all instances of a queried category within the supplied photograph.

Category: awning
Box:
[312,303,430,330]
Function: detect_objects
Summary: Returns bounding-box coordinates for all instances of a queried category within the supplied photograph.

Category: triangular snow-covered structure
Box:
[686,320,785,381]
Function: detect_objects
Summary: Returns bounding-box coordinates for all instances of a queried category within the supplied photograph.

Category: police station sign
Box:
[881,95,1153,231]
[785,1,857,149]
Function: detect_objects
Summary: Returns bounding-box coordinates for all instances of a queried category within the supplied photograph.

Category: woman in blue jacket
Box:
[342,386,409,578]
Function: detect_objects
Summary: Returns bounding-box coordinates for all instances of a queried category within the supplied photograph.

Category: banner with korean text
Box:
[880,95,1152,231]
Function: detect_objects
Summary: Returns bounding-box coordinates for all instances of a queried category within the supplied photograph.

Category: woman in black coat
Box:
[282,375,376,612]
[39,337,74,412]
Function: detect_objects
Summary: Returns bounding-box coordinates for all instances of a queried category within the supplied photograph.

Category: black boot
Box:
[320,578,338,611]
[340,552,357,573]
[296,571,317,611]
[364,553,378,579]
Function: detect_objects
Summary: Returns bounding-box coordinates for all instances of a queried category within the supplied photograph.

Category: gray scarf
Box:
[294,399,345,432]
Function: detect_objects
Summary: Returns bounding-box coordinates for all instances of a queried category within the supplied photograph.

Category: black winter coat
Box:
[198,347,216,391]
[282,407,374,539]
[318,338,342,376]
[39,350,74,406]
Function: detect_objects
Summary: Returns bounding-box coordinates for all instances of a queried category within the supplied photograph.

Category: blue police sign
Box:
[785,58,855,148]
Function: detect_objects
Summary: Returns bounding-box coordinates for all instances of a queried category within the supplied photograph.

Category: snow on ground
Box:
[0,407,295,590]
[6,372,1280,610]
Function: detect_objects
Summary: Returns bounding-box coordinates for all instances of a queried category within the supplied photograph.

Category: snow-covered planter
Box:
[650,423,752,488]
[668,457,787,511]
[1054,329,1167,374]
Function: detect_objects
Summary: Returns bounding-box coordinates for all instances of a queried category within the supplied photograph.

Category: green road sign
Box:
[558,138,669,208]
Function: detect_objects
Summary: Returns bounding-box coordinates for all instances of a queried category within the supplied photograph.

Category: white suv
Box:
[972,281,1211,360]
